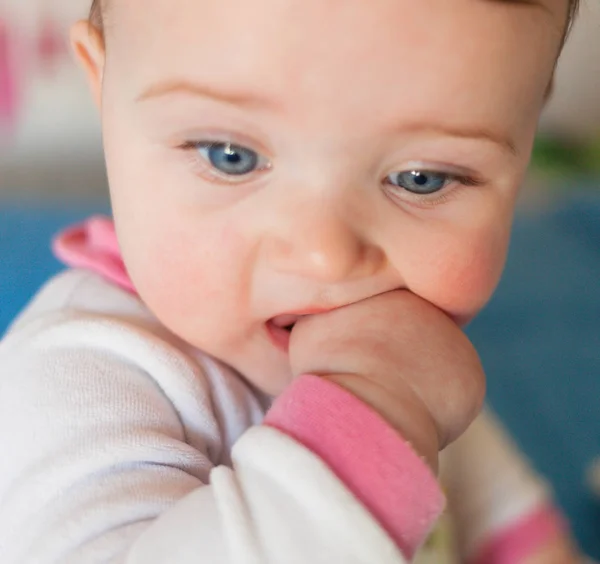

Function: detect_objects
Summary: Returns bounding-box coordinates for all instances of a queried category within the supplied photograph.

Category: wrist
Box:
[320,373,440,473]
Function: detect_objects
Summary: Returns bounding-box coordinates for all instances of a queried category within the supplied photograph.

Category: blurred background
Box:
[1,0,600,559]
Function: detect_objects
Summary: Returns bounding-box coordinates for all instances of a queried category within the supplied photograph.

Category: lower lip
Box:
[266,320,291,352]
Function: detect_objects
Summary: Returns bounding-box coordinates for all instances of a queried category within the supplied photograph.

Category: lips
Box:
[266,320,293,352]
[271,314,301,330]
[266,308,332,352]
[266,313,307,351]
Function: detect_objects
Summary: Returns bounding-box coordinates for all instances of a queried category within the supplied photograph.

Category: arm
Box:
[0,309,440,563]
[441,409,580,564]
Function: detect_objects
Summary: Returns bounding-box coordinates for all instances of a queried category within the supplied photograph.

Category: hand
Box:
[289,290,485,472]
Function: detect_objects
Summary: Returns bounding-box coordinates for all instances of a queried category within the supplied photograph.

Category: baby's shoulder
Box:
[8,268,152,330]
[3,268,178,361]
[1,269,268,457]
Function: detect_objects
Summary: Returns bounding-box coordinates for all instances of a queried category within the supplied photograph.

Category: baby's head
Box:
[73,0,576,395]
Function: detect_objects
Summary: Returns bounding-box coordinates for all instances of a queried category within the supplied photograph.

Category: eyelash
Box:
[179,140,270,185]
[177,140,485,205]
[384,173,484,208]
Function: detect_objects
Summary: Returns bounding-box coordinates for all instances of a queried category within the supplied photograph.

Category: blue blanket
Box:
[1,196,599,557]
[468,195,600,557]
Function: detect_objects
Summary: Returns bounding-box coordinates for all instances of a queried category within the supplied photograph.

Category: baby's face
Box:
[77,0,565,394]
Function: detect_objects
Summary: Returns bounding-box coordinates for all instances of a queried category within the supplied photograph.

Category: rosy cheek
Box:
[414,229,509,323]
[126,233,197,317]
[124,218,248,324]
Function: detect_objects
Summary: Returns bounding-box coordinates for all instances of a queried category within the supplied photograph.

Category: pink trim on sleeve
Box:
[264,374,444,559]
[469,504,568,564]
[52,216,136,294]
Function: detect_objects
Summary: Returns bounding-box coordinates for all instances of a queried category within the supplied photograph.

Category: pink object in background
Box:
[0,13,68,138]
[36,17,66,74]
[0,18,18,133]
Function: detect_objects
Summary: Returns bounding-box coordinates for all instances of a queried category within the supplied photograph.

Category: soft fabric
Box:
[53,215,134,293]
[0,266,442,563]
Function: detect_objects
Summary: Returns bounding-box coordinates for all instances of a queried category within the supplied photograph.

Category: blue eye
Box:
[197,142,262,176]
[387,170,449,194]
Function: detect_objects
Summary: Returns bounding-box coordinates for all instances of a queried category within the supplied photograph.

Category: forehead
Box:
[106,0,565,133]
[109,0,565,54]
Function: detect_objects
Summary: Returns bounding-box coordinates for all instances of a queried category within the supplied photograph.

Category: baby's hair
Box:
[90,0,103,30]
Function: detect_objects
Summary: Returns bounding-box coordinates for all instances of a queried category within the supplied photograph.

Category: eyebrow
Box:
[395,123,519,157]
[136,80,278,111]
[138,80,518,156]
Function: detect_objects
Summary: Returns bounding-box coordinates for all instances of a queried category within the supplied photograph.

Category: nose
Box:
[263,197,386,283]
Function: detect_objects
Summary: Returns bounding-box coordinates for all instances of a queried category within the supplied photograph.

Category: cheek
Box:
[406,216,511,324]
[115,204,250,344]
[431,238,506,321]
[102,104,256,345]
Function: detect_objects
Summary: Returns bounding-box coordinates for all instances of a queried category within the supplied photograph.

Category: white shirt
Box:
[0,269,442,564]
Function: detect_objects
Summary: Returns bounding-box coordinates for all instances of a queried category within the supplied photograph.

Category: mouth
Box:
[266,307,335,352]
[266,315,301,352]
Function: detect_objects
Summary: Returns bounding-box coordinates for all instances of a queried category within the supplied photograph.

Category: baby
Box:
[0,0,583,562]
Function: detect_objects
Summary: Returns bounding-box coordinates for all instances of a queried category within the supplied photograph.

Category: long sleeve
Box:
[0,270,443,563]
[440,408,568,564]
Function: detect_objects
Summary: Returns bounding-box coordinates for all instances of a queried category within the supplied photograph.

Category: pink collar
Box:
[52,216,136,294]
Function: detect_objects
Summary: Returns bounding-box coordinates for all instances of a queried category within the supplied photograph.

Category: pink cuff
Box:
[264,374,444,559]
[470,504,568,564]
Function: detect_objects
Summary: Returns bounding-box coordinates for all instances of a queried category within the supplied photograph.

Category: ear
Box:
[70,20,105,109]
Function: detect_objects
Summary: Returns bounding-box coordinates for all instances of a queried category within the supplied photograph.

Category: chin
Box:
[228,348,293,398]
